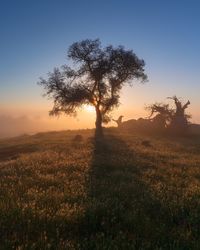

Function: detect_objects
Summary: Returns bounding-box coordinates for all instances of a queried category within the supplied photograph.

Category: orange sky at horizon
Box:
[1,79,200,138]
[1,88,200,138]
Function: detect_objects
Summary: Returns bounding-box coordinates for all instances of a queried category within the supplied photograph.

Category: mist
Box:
[0,112,95,138]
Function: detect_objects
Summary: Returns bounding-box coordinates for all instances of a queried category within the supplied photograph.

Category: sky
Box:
[0,0,200,137]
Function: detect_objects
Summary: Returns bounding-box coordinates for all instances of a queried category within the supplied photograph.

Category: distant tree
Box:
[38,39,147,136]
[146,96,191,133]
[168,96,191,133]
[112,115,124,127]
[146,103,174,129]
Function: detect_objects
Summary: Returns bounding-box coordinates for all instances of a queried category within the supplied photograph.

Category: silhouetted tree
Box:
[38,39,147,136]
[146,103,174,129]
[168,96,191,133]
[112,115,124,127]
[147,96,191,134]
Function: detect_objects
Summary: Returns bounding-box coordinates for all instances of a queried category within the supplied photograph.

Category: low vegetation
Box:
[0,129,200,249]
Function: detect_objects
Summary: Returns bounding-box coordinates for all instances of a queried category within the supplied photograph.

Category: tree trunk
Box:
[95,107,103,137]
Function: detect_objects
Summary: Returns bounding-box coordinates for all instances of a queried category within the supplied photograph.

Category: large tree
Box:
[38,39,147,136]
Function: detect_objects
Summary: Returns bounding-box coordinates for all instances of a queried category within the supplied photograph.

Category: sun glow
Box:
[84,105,95,113]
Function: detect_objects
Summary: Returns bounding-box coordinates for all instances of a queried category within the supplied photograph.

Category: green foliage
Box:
[1,130,200,249]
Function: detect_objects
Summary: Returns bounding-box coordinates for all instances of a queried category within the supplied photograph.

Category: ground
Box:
[0,128,200,249]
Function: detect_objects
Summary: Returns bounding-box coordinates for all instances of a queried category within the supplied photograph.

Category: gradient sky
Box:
[0,0,200,135]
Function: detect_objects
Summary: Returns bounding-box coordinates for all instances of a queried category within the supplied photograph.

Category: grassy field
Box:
[0,128,200,249]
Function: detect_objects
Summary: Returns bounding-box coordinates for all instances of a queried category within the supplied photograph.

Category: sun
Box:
[84,105,95,113]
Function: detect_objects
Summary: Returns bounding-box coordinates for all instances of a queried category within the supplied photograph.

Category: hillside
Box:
[0,129,200,249]
[190,123,200,135]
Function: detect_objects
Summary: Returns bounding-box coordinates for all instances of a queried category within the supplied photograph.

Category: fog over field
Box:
[0,114,83,138]
[1,108,200,138]
[0,104,149,138]
[0,115,54,138]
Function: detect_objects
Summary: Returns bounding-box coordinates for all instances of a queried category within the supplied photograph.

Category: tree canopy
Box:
[38,39,147,136]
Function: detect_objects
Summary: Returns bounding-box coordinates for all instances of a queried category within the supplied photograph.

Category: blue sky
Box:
[0,0,200,127]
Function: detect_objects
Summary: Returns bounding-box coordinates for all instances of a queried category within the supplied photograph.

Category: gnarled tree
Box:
[38,39,147,136]
[168,96,191,133]
[146,103,174,129]
[112,115,124,127]
[146,96,191,134]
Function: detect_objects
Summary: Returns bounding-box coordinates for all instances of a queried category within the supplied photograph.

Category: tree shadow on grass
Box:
[1,133,199,249]
[78,133,198,250]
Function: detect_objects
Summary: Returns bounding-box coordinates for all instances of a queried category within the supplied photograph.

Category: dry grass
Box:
[0,128,200,249]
